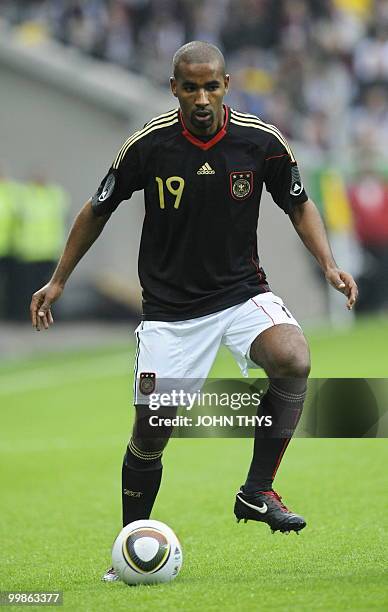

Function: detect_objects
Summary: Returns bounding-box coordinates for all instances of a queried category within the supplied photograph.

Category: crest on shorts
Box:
[139,372,156,395]
[230,171,253,200]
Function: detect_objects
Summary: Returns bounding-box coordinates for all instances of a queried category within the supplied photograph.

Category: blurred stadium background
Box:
[1,3,388,609]
[1,0,388,337]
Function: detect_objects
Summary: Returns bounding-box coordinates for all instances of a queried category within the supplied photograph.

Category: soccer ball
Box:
[111,519,183,585]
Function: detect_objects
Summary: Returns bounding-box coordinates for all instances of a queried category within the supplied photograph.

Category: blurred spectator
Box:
[12,173,69,320]
[190,0,228,46]
[51,1,108,58]
[137,1,187,82]
[349,85,388,157]
[221,0,280,53]
[348,158,388,313]
[104,1,134,68]
[353,23,388,85]
[280,0,313,53]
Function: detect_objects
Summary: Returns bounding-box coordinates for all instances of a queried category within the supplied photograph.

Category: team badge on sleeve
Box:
[98,173,116,202]
[290,164,304,197]
[139,372,156,395]
[230,171,253,200]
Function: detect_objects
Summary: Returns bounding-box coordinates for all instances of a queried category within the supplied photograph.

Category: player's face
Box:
[170,62,229,136]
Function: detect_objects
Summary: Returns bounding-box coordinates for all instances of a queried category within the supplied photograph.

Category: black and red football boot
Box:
[234,488,306,534]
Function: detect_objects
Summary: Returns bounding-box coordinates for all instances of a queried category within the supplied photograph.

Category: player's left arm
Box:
[289,198,358,310]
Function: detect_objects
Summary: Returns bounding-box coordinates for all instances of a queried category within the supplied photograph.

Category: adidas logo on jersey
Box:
[197,163,215,175]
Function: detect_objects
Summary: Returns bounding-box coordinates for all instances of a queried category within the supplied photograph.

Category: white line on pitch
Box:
[0,353,132,395]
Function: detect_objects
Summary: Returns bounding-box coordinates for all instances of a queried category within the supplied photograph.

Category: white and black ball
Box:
[112,520,183,585]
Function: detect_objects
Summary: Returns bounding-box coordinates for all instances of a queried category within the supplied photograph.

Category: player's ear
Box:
[224,74,230,94]
[170,77,178,97]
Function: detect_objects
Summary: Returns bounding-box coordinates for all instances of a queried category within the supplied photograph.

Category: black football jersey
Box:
[92,106,308,321]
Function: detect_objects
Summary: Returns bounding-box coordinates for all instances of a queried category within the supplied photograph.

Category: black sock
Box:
[121,439,163,527]
[244,379,306,493]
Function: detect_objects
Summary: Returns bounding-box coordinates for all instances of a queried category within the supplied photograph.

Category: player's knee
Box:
[269,341,311,379]
[284,353,310,379]
[133,405,175,451]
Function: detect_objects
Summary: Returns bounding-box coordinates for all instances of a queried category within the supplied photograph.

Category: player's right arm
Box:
[31,131,145,330]
[30,199,110,331]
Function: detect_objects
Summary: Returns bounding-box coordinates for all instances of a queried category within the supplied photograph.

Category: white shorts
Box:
[133,292,300,404]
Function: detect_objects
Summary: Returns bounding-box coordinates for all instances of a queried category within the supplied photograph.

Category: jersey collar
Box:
[180,105,229,150]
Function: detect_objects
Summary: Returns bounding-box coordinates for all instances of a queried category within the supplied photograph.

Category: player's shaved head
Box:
[171,41,229,137]
[172,41,226,78]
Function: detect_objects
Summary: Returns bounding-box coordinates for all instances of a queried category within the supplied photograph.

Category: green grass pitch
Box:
[1,317,387,611]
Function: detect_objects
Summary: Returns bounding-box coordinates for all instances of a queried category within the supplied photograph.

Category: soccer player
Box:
[30,42,358,581]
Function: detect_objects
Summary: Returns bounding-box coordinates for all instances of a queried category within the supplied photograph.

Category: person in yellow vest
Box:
[13,173,69,320]
[0,166,20,319]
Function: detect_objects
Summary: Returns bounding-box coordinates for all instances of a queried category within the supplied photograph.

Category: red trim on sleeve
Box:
[180,105,229,150]
[265,154,289,161]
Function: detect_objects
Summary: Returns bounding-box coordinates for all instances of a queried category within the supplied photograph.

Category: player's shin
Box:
[121,442,163,526]
[244,378,306,493]
[121,406,175,526]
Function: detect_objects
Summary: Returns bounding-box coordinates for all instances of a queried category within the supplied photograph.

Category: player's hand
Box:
[30,282,63,331]
[325,268,358,310]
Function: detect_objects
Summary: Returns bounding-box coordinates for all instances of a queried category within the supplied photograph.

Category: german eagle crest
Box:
[230,171,253,200]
